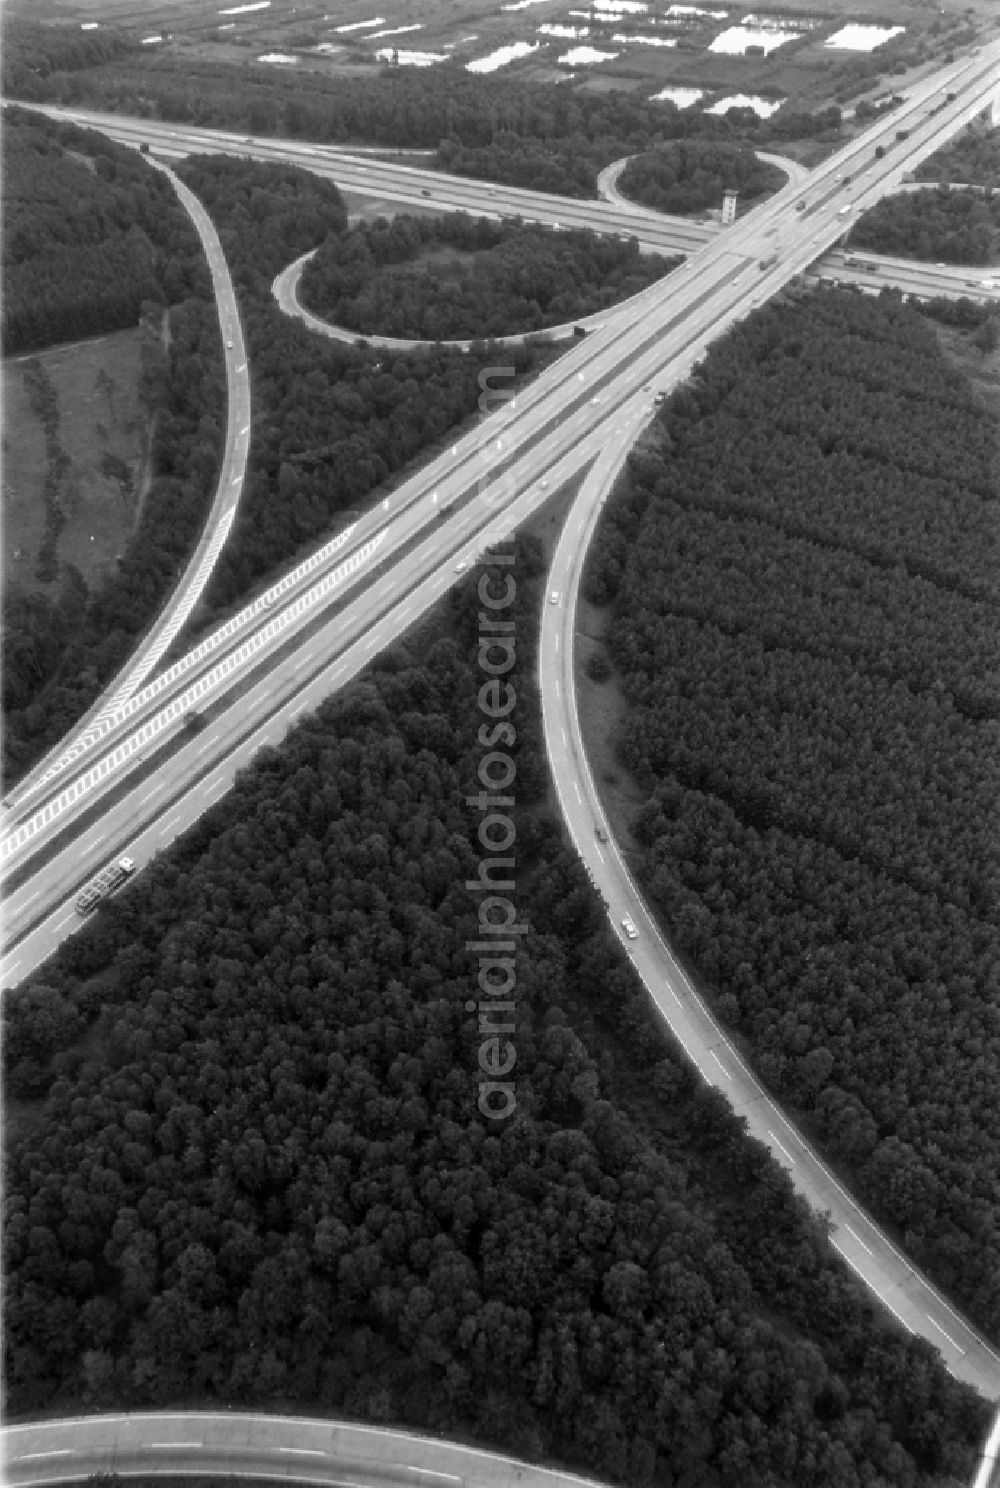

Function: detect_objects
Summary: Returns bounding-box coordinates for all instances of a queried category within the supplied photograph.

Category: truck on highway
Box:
[76,857,136,915]
[758,252,778,271]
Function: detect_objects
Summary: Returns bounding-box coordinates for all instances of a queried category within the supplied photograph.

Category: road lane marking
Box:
[710,1050,730,1079]
[22,890,39,906]
[926,1315,964,1354]
[279,1447,326,1456]
[19,1452,73,1461]
[573,782,582,802]
[767,1130,795,1165]
[160,814,182,835]
[150,1442,202,1449]
[203,778,225,795]
[293,655,312,672]
[844,1224,873,1256]
[560,727,568,748]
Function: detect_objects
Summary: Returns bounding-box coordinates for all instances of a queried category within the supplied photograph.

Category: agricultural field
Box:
[2,329,149,598]
[6,0,989,121]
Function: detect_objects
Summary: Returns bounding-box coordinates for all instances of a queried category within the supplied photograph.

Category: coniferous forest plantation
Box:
[3,20,1000,1488]
[587,288,999,1341]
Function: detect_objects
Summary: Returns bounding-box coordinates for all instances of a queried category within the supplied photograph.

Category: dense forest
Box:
[849,185,1000,265]
[2,21,841,197]
[299,214,675,341]
[617,142,786,217]
[2,107,202,355]
[4,535,990,1486]
[172,156,552,632]
[916,125,1000,186]
[2,111,223,788]
[586,286,1000,1338]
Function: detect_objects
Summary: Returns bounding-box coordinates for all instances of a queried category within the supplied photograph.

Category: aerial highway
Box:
[1,1411,613,1488]
[26,104,715,259]
[812,248,1000,299]
[4,156,253,815]
[538,418,1000,1398]
[2,46,998,1461]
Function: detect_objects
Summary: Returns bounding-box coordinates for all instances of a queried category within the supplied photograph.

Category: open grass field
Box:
[2,328,148,598]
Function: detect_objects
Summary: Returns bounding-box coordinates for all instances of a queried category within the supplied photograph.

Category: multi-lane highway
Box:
[4,157,253,814]
[27,103,714,258]
[2,45,999,1478]
[2,1411,614,1488]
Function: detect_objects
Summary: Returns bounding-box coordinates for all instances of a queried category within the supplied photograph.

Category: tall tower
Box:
[721,190,738,226]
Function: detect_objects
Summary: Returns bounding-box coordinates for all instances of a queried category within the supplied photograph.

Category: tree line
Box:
[916,126,1000,187]
[849,185,1000,265]
[300,213,676,341]
[586,285,999,1338]
[618,141,786,217]
[3,535,989,1486]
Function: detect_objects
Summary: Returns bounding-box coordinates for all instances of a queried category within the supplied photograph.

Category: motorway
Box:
[540,416,1000,1397]
[1,1412,614,1488]
[2,44,999,1477]
[28,104,714,259]
[4,156,254,814]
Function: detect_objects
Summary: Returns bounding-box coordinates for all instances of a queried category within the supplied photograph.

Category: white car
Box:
[455,560,469,573]
[226,340,233,349]
[549,590,560,604]
[590,396,601,405]
[621,915,639,941]
[539,478,550,489]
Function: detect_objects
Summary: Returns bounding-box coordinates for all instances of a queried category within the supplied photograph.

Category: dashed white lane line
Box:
[844,1223,873,1256]
[150,1442,202,1450]
[160,814,182,836]
[19,1452,72,1461]
[710,1050,730,1079]
[203,778,225,796]
[926,1315,964,1354]
[560,726,568,748]
[279,1447,326,1456]
[573,781,582,803]
[22,889,39,906]
[293,654,312,672]
[768,1130,795,1166]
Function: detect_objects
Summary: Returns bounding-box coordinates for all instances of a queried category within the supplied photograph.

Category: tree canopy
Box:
[300,213,675,341]
[587,285,999,1338]
[617,141,786,217]
[4,539,989,1485]
[849,186,1000,266]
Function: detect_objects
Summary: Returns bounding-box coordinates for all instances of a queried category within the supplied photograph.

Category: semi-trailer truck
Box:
[76,857,136,915]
